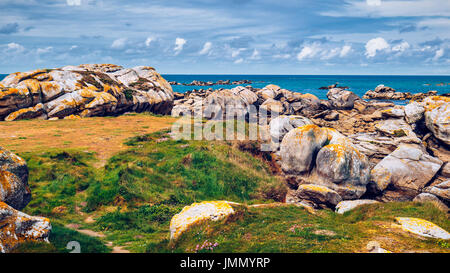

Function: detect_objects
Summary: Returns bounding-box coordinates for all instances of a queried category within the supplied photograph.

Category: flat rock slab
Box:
[395,217,450,240]
[335,199,379,214]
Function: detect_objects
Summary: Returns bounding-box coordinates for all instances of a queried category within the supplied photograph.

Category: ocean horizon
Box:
[2,73,449,101]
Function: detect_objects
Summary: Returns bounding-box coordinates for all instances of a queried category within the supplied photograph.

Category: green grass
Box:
[16,127,450,253]
[165,202,450,253]
[12,223,109,253]
[19,129,285,252]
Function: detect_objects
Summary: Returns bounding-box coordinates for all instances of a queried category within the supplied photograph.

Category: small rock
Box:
[335,199,379,214]
[413,193,448,212]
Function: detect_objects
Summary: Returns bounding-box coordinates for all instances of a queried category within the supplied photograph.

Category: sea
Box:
[1,74,449,103]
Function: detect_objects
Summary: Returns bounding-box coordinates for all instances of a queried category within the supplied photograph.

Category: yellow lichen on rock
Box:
[169,201,235,240]
[0,201,51,253]
[395,217,450,240]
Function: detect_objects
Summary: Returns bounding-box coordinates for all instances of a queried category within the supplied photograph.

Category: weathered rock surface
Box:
[370,144,443,199]
[413,193,448,212]
[0,64,174,121]
[423,96,450,146]
[280,124,371,200]
[0,201,51,253]
[0,147,30,210]
[0,147,51,253]
[269,115,313,149]
[424,180,450,202]
[335,199,379,214]
[363,85,437,101]
[404,101,425,124]
[395,217,450,240]
[326,88,360,109]
[295,184,342,208]
[169,201,235,240]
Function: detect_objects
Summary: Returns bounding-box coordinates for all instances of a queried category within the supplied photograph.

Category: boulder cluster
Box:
[0,64,174,121]
[0,147,51,252]
[172,84,449,211]
[169,79,252,86]
[363,84,438,101]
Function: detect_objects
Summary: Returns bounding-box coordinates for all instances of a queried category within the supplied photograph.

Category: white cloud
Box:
[297,43,321,61]
[6,43,24,53]
[70,45,78,50]
[199,41,212,55]
[111,38,127,49]
[37,46,53,54]
[231,48,245,58]
[433,48,444,61]
[321,48,339,60]
[366,0,381,6]
[174,37,186,54]
[322,0,450,18]
[234,58,244,64]
[365,37,389,58]
[340,45,352,57]
[273,54,291,59]
[66,0,81,6]
[392,41,410,52]
[249,49,261,60]
[145,37,154,47]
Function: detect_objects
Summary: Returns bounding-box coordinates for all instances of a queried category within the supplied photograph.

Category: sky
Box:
[0,0,449,75]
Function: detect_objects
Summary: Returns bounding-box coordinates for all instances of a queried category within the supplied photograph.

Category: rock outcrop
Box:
[423,96,450,146]
[0,147,30,210]
[0,64,174,121]
[0,147,51,252]
[280,124,371,203]
[370,144,443,199]
[363,84,438,101]
[171,84,324,119]
[0,201,51,253]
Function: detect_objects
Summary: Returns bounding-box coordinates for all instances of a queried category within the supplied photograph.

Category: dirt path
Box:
[65,224,131,253]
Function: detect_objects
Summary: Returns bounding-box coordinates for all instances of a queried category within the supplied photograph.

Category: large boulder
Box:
[295,184,342,208]
[0,147,30,210]
[269,115,313,148]
[0,201,51,253]
[326,88,360,109]
[404,101,425,124]
[169,201,235,240]
[423,96,450,146]
[280,124,371,200]
[280,124,329,174]
[370,144,443,199]
[202,86,258,120]
[0,64,174,120]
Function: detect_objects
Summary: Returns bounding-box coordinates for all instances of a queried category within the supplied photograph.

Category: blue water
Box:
[163,75,450,100]
[2,74,449,101]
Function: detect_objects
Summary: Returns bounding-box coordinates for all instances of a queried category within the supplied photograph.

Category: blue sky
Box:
[0,0,449,74]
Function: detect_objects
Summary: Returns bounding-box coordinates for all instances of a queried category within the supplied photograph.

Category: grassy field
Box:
[1,114,449,253]
[0,113,177,167]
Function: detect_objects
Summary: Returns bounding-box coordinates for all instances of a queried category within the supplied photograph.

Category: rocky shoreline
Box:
[168,79,252,86]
